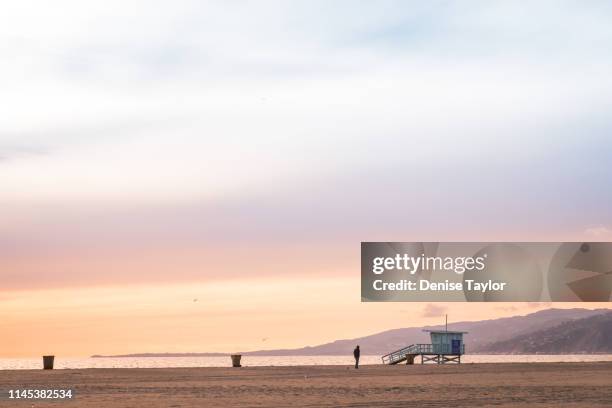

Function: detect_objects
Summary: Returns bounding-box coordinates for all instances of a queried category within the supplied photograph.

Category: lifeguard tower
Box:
[381,318,467,365]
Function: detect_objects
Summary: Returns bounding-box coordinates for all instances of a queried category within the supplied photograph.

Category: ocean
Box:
[2,354,612,370]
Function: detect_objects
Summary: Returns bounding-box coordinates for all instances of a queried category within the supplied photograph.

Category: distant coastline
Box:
[92,353,227,358]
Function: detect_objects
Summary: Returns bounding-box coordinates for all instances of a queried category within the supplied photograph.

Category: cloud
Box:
[526,302,552,309]
[584,226,612,238]
[1,1,612,289]
[421,304,448,318]
[495,306,518,313]
[0,145,48,162]
[4,2,612,173]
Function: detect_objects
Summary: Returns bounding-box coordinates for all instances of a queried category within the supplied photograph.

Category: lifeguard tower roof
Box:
[423,330,468,334]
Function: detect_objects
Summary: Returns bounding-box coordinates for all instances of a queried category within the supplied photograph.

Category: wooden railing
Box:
[381,343,465,364]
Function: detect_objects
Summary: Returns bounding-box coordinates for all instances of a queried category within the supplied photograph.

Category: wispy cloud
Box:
[421,304,448,318]
[0,145,48,162]
[1,1,612,289]
[526,302,553,309]
[584,226,612,238]
[495,306,518,313]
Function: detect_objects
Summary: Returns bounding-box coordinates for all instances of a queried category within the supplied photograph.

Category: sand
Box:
[2,362,612,407]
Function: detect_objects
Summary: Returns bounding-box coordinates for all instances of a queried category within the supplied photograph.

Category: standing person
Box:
[353,345,360,369]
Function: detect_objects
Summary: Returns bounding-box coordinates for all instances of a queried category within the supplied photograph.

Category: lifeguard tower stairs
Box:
[381,330,467,365]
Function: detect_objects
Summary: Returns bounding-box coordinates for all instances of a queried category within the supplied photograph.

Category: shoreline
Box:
[4,354,612,371]
[4,359,612,372]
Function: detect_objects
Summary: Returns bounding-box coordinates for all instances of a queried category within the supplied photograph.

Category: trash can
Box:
[230,354,242,367]
[43,355,55,370]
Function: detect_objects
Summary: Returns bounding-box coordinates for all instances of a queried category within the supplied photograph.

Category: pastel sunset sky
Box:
[1,1,612,357]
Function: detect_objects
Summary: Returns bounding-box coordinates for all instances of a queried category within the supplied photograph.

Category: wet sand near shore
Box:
[2,362,612,407]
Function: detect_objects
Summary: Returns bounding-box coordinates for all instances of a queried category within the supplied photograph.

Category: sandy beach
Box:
[2,362,612,407]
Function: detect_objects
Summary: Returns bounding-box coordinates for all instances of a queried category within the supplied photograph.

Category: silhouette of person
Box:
[353,345,360,369]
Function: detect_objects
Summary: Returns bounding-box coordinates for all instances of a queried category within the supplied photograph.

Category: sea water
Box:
[1,355,612,370]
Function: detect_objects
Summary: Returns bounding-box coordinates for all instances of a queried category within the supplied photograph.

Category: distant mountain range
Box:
[92,308,612,358]
[479,311,612,354]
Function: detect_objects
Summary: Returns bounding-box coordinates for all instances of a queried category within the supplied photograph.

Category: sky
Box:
[1,1,612,357]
